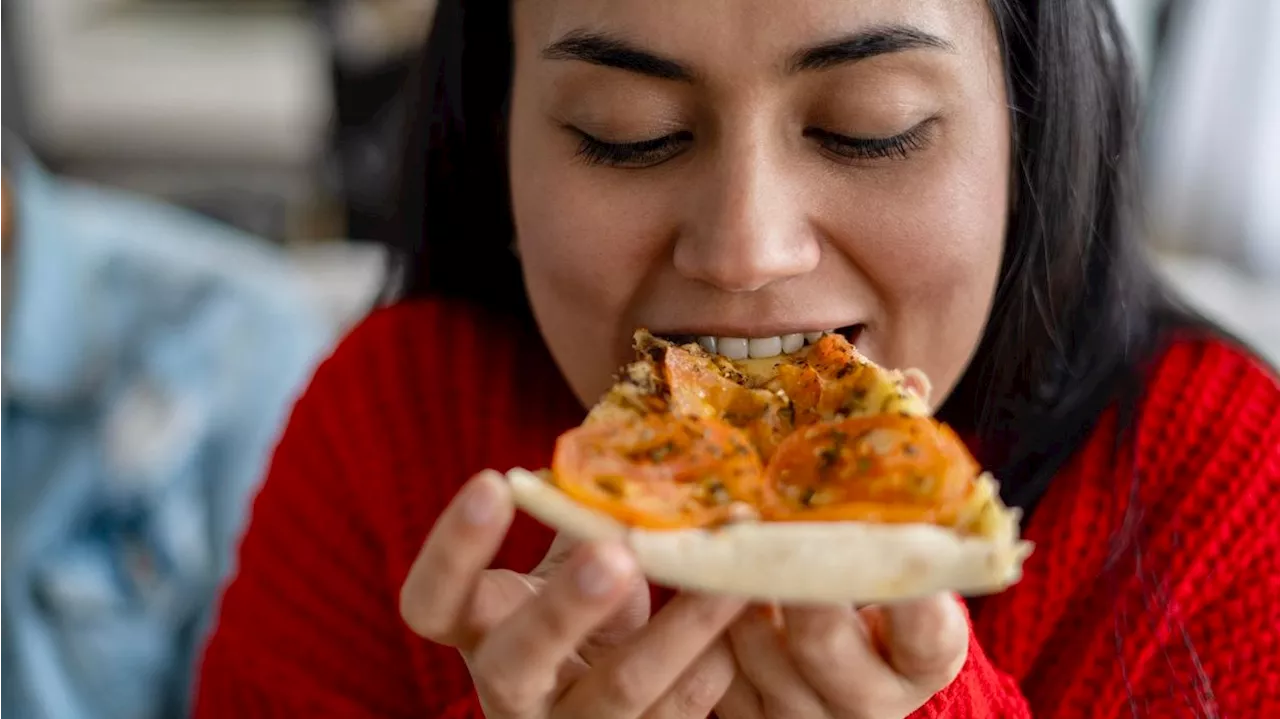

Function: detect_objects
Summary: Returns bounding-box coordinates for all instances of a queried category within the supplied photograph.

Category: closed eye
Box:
[805,117,938,162]
[569,117,936,169]
[572,129,693,168]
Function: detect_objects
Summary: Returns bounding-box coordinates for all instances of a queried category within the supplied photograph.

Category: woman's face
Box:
[509,0,1010,407]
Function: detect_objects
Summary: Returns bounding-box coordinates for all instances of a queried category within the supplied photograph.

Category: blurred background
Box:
[1,0,1277,718]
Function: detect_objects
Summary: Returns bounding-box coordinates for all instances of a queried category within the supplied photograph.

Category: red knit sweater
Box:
[194,298,1280,718]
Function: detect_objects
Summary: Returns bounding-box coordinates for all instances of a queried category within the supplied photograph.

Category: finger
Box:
[532,532,582,577]
[875,594,969,690]
[712,650,764,719]
[727,607,826,717]
[467,542,639,716]
[459,569,541,641]
[577,571,654,661]
[643,638,736,719]
[557,593,746,719]
[782,603,901,706]
[400,470,514,648]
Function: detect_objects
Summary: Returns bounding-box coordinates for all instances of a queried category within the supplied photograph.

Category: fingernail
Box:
[752,603,781,624]
[577,544,632,597]
[463,472,501,525]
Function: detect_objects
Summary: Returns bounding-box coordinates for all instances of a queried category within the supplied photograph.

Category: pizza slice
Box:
[505,330,1031,604]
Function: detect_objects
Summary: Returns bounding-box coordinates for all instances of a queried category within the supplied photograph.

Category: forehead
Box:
[515,0,997,70]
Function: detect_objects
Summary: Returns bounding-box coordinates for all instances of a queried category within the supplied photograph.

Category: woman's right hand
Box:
[400,470,747,719]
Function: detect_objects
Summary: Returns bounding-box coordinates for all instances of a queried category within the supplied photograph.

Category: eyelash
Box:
[574,131,693,168]
[571,119,936,169]
[805,118,937,163]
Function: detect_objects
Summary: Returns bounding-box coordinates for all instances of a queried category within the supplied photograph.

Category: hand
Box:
[400,470,747,718]
[715,598,969,719]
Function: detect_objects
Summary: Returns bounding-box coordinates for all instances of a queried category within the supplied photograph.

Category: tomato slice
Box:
[760,414,979,525]
[551,413,767,529]
[778,334,928,419]
[661,347,791,461]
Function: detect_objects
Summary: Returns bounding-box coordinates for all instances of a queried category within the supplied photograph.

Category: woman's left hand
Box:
[714,594,969,719]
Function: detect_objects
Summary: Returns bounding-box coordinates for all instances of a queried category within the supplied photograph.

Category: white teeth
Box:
[717,337,749,360]
[748,336,782,358]
[692,330,839,360]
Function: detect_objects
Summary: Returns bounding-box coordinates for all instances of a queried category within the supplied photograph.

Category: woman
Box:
[194,0,1279,717]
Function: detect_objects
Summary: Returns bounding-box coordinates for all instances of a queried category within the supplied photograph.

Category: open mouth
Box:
[658,324,864,361]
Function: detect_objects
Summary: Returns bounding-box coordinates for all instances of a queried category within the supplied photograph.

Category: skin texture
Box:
[402,1,1013,716]
[509,0,1010,409]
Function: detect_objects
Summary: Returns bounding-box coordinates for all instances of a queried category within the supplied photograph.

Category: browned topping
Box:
[559,328,981,531]
[595,475,627,497]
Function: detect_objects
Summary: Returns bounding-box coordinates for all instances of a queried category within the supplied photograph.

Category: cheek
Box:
[508,115,675,402]
[824,120,1008,394]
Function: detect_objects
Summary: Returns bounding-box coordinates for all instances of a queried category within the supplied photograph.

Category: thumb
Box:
[532,533,651,662]
[874,594,969,687]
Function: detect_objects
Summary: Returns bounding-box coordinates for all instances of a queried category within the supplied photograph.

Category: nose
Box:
[672,145,822,292]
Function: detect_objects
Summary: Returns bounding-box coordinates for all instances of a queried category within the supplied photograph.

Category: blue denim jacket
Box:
[1,151,335,719]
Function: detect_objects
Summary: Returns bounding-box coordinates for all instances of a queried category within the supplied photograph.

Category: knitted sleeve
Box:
[909,611,1032,717]
[917,339,1280,718]
[1008,339,1280,717]
[1093,341,1280,717]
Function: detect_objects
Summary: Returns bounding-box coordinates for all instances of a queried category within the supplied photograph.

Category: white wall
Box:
[12,0,330,168]
[1110,0,1165,80]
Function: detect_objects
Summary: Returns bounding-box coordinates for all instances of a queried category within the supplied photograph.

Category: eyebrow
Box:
[541,25,954,82]
[789,26,954,72]
[542,31,693,82]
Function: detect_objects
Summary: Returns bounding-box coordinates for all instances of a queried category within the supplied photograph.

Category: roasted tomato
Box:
[550,413,767,528]
[760,414,979,526]
[661,347,792,461]
[779,334,930,419]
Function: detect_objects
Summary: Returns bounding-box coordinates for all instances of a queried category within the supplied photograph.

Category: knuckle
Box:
[916,638,967,687]
[468,571,538,632]
[787,622,846,668]
[596,664,649,711]
[471,647,551,715]
[668,670,727,717]
[529,592,579,641]
[894,609,968,683]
